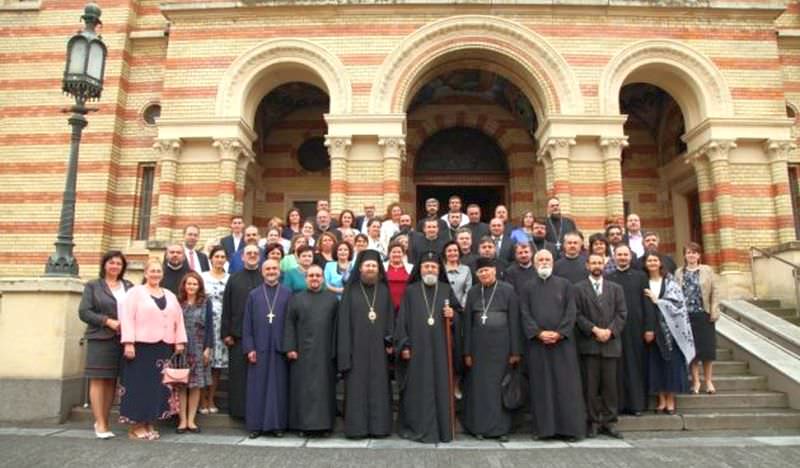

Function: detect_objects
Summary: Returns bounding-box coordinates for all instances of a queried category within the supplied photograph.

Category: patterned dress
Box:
[683,269,716,362]
[182,300,213,388]
[201,271,229,369]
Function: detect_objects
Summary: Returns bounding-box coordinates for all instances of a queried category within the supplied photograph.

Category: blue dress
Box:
[647,280,689,394]
[323,261,352,299]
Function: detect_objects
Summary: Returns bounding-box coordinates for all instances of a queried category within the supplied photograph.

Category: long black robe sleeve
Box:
[556,283,577,340]
[221,280,234,340]
[283,294,299,354]
[336,286,353,373]
[508,288,522,355]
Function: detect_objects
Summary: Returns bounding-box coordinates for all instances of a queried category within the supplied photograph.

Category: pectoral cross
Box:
[481,314,488,325]
[267,311,275,324]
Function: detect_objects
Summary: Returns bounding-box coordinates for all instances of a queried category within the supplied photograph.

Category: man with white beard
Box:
[519,249,586,441]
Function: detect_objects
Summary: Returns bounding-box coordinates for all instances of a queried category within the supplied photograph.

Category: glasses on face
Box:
[245,251,259,256]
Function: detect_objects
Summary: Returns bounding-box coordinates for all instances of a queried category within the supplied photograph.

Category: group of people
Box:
[78,195,720,443]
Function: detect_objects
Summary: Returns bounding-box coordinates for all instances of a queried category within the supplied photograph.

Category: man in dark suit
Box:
[488,217,514,263]
[183,224,209,272]
[531,217,558,258]
[465,204,489,253]
[545,197,577,256]
[409,218,446,264]
[574,253,628,439]
[636,231,677,275]
[354,203,377,233]
[221,215,245,260]
[315,209,341,241]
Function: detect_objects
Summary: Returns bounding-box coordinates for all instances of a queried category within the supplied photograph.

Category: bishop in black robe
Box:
[394,253,461,443]
[283,281,339,434]
[337,250,395,438]
[606,246,655,415]
[520,252,586,440]
[221,247,263,419]
[462,257,521,439]
[242,261,290,435]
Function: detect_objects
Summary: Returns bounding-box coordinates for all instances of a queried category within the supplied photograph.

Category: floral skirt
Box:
[118,342,179,424]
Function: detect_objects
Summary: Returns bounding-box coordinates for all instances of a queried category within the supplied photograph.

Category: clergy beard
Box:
[422,274,438,286]
[537,267,552,279]
[360,275,377,286]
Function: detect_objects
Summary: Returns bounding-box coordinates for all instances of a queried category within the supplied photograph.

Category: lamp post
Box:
[45,3,107,277]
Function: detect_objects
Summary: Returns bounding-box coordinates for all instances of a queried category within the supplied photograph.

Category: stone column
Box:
[153,139,181,242]
[213,138,246,239]
[234,150,255,218]
[764,140,797,244]
[325,136,352,214]
[600,137,629,222]
[687,152,718,263]
[705,140,738,272]
[379,136,406,209]
[537,137,575,214]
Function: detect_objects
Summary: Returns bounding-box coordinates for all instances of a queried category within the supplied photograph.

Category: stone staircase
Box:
[70,344,800,433]
[748,299,800,326]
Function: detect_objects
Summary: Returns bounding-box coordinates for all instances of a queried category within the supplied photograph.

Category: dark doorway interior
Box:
[687,190,703,249]
[416,185,506,224]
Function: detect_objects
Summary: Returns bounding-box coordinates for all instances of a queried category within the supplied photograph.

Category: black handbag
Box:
[501,365,528,411]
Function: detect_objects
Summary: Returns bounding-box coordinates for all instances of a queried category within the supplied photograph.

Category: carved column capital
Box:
[153,139,181,162]
[599,137,629,161]
[213,138,246,162]
[537,137,575,162]
[324,136,352,160]
[764,139,797,163]
[378,136,407,162]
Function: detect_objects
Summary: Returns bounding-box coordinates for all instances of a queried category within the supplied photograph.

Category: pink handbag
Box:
[162,353,190,385]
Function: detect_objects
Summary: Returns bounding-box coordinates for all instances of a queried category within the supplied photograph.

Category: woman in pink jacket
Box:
[118,259,187,441]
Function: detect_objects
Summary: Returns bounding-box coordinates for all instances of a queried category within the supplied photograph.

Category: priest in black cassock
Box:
[221,244,264,419]
[574,253,627,439]
[520,249,586,441]
[462,257,521,441]
[553,231,588,284]
[242,258,290,438]
[409,219,446,265]
[606,244,654,416]
[545,197,577,258]
[161,243,190,295]
[283,264,339,437]
[337,250,395,439]
[505,243,537,293]
[394,252,460,444]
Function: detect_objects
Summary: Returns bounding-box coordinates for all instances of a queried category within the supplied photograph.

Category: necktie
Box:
[188,250,196,270]
[494,237,500,256]
[593,281,601,296]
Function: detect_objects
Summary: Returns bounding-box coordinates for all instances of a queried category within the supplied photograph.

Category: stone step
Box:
[680,409,800,431]
[716,348,733,361]
[748,299,782,309]
[763,307,798,319]
[688,375,768,391]
[697,360,748,375]
[649,391,787,410]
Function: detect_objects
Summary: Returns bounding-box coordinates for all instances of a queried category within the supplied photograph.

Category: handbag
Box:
[501,365,528,411]
[162,352,190,385]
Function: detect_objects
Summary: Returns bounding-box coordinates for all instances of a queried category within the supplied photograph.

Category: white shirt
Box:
[649,278,663,298]
[232,234,243,253]
[628,232,644,258]
[590,276,603,295]
[380,220,400,248]
[184,246,202,272]
[440,212,469,227]
[110,282,127,304]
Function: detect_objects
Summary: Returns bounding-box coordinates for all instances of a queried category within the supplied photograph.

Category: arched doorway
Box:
[620,82,697,258]
[415,127,508,222]
[252,82,330,224]
[403,69,540,221]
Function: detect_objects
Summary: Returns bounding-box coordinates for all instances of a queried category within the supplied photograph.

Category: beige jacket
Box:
[675,264,720,321]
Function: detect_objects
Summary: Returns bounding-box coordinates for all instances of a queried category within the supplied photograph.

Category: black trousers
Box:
[582,355,619,427]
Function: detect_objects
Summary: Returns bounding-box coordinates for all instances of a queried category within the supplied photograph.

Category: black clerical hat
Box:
[475,257,497,270]
[358,249,382,264]
[419,251,440,265]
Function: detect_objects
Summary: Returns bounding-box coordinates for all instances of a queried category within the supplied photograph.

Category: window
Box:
[136,164,156,240]
[142,103,161,126]
[297,137,329,172]
[789,165,800,240]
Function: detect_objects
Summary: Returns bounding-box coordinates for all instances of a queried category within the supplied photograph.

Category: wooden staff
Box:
[444,299,456,439]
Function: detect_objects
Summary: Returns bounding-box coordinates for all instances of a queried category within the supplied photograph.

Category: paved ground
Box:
[1,425,800,467]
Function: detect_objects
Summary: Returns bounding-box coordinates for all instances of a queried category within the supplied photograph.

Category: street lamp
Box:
[45,2,107,277]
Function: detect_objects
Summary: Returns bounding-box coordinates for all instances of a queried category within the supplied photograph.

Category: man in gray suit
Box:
[574,253,627,439]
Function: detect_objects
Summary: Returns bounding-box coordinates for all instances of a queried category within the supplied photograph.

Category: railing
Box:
[750,246,800,317]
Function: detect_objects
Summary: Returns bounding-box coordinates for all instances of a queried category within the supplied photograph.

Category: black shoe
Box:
[586,425,598,439]
[187,426,201,434]
[297,431,306,438]
[564,436,580,443]
[601,425,623,439]
[272,431,284,438]
[632,411,642,417]
[248,431,261,439]
[175,427,187,434]
[498,434,509,443]
[474,434,484,441]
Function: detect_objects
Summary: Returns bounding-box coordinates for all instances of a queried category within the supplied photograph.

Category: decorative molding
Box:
[152,139,181,162]
[599,137,629,161]
[378,136,407,162]
[599,39,734,126]
[764,140,797,164]
[215,38,352,121]
[324,136,352,160]
[536,137,575,162]
[369,15,583,117]
[686,139,737,165]
[212,138,249,162]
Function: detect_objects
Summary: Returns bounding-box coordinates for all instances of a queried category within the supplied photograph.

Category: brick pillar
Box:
[537,138,575,214]
[234,152,254,219]
[213,138,246,239]
[600,137,628,222]
[705,140,738,273]
[379,136,406,210]
[325,136,351,214]
[153,139,181,242]
[688,153,719,265]
[764,140,797,244]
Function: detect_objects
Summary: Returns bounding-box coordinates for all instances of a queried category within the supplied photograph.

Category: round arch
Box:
[369,15,584,120]
[215,38,352,126]
[599,39,733,129]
